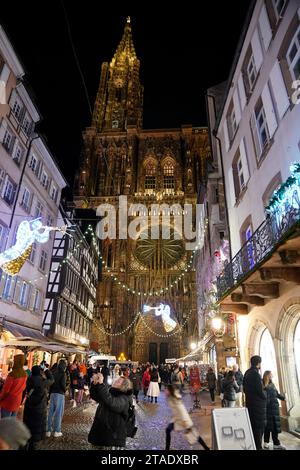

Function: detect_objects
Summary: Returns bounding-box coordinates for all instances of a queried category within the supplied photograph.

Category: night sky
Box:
[0,1,251,194]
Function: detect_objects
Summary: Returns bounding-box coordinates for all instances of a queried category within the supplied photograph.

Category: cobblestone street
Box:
[37,387,300,451]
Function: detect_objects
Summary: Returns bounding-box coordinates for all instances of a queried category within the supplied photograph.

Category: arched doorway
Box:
[259,327,279,389]
[294,319,300,391]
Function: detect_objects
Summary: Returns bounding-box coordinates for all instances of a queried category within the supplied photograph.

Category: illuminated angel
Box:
[0,218,69,276]
[143,303,177,332]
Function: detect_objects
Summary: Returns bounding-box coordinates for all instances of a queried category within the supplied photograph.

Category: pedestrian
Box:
[112,364,121,382]
[142,366,151,401]
[206,367,217,404]
[243,355,267,450]
[0,354,27,418]
[147,367,160,403]
[171,366,183,389]
[23,359,31,378]
[101,362,110,385]
[217,367,225,395]
[46,359,67,438]
[76,372,85,405]
[263,371,286,450]
[221,370,239,408]
[165,384,210,451]
[23,365,54,450]
[233,364,244,407]
[129,367,141,403]
[88,373,133,450]
[70,364,79,403]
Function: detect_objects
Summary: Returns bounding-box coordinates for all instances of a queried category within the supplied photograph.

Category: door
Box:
[149,343,158,364]
[159,342,169,365]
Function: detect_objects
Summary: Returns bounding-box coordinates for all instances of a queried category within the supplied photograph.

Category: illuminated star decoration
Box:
[143,303,177,332]
[0,218,71,276]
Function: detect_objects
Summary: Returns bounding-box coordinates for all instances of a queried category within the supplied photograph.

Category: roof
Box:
[213,0,256,133]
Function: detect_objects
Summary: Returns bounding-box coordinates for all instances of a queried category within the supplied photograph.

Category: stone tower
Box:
[74,18,210,363]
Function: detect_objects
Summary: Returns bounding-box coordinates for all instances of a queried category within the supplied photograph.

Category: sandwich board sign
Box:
[211,408,256,450]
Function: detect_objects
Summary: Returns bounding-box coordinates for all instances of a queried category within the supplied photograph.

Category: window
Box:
[39,250,48,272]
[22,114,33,137]
[50,183,58,202]
[41,171,49,189]
[12,99,22,120]
[46,214,53,227]
[294,319,300,390]
[19,282,29,308]
[3,128,15,154]
[2,177,16,205]
[112,120,119,128]
[28,242,37,264]
[0,222,7,252]
[272,0,287,21]
[237,157,245,191]
[0,169,5,193]
[163,161,175,192]
[255,101,269,153]
[287,26,300,81]
[259,327,280,390]
[60,304,66,326]
[12,142,24,165]
[247,54,257,91]
[34,201,43,218]
[56,301,61,324]
[29,154,38,172]
[2,275,13,300]
[21,188,31,212]
[33,289,41,312]
[230,108,237,136]
[144,160,157,192]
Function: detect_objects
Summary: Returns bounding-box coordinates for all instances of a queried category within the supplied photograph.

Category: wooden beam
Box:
[279,250,300,265]
[231,293,265,306]
[242,283,279,298]
[260,267,300,283]
[220,303,248,315]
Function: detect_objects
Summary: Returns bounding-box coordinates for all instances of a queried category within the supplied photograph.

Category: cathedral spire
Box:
[92,17,143,131]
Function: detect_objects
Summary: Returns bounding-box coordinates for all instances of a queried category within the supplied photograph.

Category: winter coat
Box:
[150,371,159,383]
[49,363,67,395]
[142,370,151,389]
[88,383,132,447]
[167,389,193,431]
[265,382,285,433]
[234,370,244,391]
[243,367,267,429]
[221,377,239,401]
[71,368,80,387]
[206,371,216,389]
[0,376,27,412]
[129,372,141,391]
[23,370,54,442]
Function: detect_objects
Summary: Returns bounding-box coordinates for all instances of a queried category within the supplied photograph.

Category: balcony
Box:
[217,166,300,300]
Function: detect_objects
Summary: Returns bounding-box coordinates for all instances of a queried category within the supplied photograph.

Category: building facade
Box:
[42,208,98,359]
[209,0,300,432]
[74,18,210,363]
[0,25,66,373]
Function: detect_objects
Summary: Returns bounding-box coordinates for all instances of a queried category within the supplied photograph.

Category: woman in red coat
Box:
[0,354,27,418]
[142,367,151,401]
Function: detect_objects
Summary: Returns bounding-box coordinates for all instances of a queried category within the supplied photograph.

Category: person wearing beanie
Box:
[0,354,27,418]
[47,359,67,438]
[23,365,54,450]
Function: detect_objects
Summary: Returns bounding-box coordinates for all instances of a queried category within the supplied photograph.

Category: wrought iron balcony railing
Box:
[217,189,300,299]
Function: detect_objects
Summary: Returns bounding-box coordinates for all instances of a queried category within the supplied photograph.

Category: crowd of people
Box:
[0,353,287,450]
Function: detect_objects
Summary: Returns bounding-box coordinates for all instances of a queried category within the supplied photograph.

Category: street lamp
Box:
[190,342,197,350]
[211,316,225,338]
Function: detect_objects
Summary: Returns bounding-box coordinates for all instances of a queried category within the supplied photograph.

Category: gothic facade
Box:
[74,18,210,363]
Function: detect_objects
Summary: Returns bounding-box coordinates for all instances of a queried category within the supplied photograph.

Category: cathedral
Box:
[74,17,210,363]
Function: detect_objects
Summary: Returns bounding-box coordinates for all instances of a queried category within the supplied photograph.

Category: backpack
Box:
[126,403,137,438]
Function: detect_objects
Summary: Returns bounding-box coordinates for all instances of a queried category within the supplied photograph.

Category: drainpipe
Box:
[206,93,232,261]
[9,133,39,229]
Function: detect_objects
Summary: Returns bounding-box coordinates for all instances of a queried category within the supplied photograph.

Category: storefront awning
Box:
[2,321,50,342]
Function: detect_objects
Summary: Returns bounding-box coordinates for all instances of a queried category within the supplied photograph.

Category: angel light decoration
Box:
[143,303,177,333]
[0,218,69,276]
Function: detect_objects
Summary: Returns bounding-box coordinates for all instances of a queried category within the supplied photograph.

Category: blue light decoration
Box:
[0,218,68,276]
[266,162,300,227]
[143,303,177,332]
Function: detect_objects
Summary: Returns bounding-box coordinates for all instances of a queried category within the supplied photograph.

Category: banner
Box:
[189,366,201,392]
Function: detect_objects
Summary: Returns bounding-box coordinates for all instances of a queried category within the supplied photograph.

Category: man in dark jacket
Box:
[129,368,141,403]
[243,356,266,450]
[206,368,217,404]
[46,359,67,438]
[23,365,54,449]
